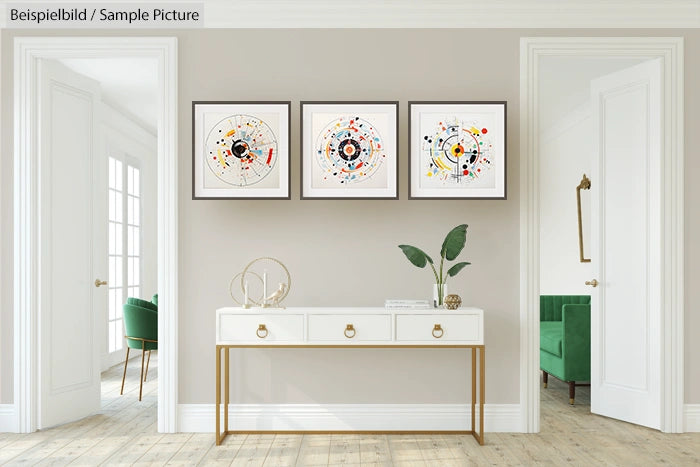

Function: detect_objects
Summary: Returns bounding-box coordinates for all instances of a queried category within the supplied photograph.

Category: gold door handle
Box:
[256,324,268,339]
[344,324,356,339]
[432,324,444,339]
[585,279,599,287]
[94,279,108,287]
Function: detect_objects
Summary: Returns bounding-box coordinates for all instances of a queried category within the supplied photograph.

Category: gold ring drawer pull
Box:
[256,324,268,339]
[344,324,356,339]
[432,324,444,339]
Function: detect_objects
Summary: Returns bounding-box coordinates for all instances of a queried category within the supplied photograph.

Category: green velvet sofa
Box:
[540,295,591,404]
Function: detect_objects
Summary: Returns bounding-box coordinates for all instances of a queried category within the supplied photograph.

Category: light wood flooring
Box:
[1,355,698,465]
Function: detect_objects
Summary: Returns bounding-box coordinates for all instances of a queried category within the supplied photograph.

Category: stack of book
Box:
[384,299,431,309]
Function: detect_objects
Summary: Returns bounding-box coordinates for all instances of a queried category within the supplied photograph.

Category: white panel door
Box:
[589,59,662,429]
[38,60,105,428]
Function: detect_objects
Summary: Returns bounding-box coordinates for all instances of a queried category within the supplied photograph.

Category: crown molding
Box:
[1,1,699,29]
[203,0,700,29]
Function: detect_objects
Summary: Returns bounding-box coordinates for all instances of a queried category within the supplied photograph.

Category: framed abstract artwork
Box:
[408,101,506,199]
[301,101,399,199]
[192,101,290,199]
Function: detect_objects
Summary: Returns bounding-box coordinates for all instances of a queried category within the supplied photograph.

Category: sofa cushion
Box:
[126,297,158,312]
[540,321,563,357]
[540,295,591,321]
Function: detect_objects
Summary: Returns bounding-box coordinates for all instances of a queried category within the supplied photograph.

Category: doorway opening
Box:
[54,56,160,413]
[520,37,684,434]
[12,37,177,433]
[537,55,653,427]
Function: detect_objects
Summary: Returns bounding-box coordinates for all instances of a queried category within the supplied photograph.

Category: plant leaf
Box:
[441,224,468,261]
[398,245,434,268]
[447,261,471,277]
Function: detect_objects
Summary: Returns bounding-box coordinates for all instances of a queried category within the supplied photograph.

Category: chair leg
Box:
[144,350,151,382]
[569,381,575,405]
[542,370,548,388]
[139,342,146,401]
[120,347,130,395]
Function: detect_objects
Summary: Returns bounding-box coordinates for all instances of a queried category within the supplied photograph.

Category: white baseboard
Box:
[178,403,521,433]
[0,404,17,432]
[685,404,700,432]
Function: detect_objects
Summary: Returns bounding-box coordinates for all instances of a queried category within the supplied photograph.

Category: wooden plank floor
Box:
[1,357,698,465]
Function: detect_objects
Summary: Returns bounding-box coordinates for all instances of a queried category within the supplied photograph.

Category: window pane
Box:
[108,288,116,321]
[115,192,123,223]
[127,166,134,195]
[132,198,140,226]
[109,321,116,353]
[114,288,120,320]
[133,227,140,256]
[127,196,133,225]
[109,157,116,189]
[127,225,132,256]
[132,169,140,197]
[115,320,123,350]
[115,159,123,191]
[127,257,134,286]
[114,257,123,288]
[108,190,115,221]
[133,258,140,286]
[109,222,115,255]
[109,256,116,285]
[115,223,123,256]
[132,287,140,299]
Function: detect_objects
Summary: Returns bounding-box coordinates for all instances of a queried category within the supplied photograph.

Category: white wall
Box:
[3,28,700,412]
[539,104,593,295]
[538,57,645,295]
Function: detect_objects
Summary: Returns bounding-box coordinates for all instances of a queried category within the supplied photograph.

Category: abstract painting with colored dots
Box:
[409,102,506,199]
[301,102,398,199]
[192,102,290,199]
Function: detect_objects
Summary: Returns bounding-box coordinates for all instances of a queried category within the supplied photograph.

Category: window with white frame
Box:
[108,156,142,353]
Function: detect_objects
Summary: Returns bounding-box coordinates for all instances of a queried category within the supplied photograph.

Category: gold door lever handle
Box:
[95,279,108,287]
[585,279,599,287]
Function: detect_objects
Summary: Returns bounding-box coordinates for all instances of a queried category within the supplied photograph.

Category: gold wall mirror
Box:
[576,174,591,263]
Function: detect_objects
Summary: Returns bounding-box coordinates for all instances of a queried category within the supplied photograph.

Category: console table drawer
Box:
[396,314,482,343]
[218,314,304,343]
[308,314,391,341]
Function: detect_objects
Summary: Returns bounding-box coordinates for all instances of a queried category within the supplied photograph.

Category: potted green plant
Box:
[398,224,471,307]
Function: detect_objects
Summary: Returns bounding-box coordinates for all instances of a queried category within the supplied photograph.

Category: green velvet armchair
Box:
[121,301,158,401]
[540,295,591,404]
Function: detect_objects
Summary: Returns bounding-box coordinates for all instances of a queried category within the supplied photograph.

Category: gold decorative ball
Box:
[444,294,462,310]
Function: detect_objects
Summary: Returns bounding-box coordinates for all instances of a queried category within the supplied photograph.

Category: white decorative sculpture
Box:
[264,283,288,308]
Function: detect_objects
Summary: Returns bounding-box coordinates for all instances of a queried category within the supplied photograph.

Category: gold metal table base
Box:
[215,344,485,446]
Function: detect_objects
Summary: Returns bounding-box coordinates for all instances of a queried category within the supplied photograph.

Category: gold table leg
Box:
[471,347,476,434]
[479,346,485,445]
[225,347,230,434]
[216,345,221,445]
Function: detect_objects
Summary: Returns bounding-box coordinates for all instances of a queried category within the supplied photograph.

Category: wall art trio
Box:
[192,101,506,200]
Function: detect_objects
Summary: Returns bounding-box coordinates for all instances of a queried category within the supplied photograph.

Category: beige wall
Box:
[2,29,699,408]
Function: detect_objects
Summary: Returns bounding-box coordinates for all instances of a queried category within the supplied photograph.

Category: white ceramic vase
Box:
[433,283,448,308]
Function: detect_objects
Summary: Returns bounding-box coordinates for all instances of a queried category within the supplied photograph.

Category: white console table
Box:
[215,307,485,445]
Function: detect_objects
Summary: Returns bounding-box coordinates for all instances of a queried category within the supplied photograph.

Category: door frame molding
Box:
[519,37,684,433]
[12,36,178,433]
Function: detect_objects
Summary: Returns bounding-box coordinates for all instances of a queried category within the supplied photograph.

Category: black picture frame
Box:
[192,101,291,200]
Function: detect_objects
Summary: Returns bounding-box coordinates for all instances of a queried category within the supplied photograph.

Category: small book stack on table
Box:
[384,299,431,309]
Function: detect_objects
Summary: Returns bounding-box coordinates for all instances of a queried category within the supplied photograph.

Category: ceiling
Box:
[58,58,158,134]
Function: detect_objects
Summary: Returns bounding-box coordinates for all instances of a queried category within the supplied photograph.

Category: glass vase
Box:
[433,283,448,308]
